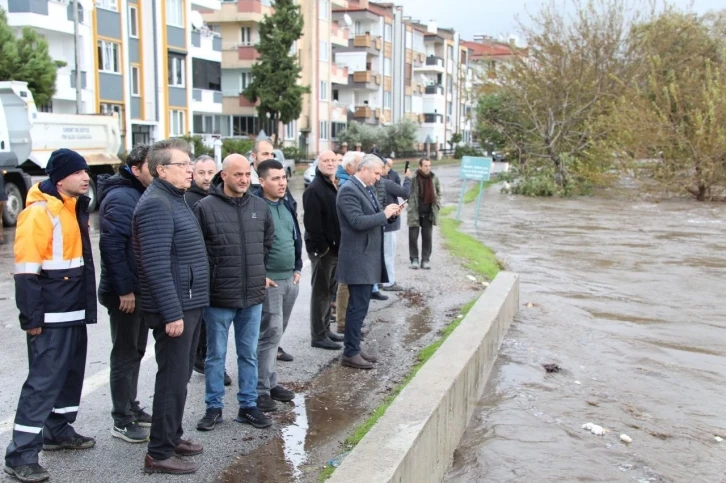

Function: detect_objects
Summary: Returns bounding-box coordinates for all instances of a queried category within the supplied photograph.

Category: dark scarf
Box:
[417,170,435,205]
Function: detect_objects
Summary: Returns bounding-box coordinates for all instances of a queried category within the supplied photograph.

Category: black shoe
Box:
[193,357,205,374]
[311,337,343,350]
[42,434,95,451]
[3,463,49,483]
[132,407,152,428]
[270,385,295,402]
[224,371,232,386]
[381,283,404,291]
[236,406,272,429]
[112,422,149,443]
[196,408,223,431]
[326,331,344,342]
[371,291,389,301]
[256,394,278,412]
[277,347,294,362]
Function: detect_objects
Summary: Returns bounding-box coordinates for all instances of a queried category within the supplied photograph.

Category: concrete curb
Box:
[328,271,520,483]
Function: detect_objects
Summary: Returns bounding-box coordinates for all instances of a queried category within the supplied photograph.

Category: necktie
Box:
[367,187,379,212]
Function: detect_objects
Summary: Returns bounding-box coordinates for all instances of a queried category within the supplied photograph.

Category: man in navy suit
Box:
[335,155,401,369]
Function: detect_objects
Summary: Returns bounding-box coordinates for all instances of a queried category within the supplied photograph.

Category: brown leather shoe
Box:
[144,454,200,475]
[174,439,203,456]
[360,350,378,363]
[341,354,373,370]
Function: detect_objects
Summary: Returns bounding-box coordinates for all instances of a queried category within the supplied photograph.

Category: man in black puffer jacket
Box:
[132,138,209,476]
[193,153,275,432]
[98,144,154,444]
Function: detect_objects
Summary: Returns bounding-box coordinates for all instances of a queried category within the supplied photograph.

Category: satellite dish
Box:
[190,10,204,30]
[348,104,355,112]
[343,14,353,27]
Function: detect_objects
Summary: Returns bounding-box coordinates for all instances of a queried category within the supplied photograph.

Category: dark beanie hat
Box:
[46,149,89,185]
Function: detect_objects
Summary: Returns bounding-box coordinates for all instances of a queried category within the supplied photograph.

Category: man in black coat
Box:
[193,154,275,432]
[98,144,153,444]
[132,138,209,475]
[302,150,345,350]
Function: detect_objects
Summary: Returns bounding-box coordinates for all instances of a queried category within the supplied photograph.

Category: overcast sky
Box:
[394,0,724,42]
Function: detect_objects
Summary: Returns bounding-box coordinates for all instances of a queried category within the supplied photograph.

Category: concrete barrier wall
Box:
[329,271,520,483]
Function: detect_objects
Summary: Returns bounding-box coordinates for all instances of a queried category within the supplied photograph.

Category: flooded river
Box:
[441,174,726,482]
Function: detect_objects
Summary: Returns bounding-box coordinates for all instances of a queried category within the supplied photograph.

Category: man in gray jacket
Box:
[335,155,401,369]
[193,154,275,432]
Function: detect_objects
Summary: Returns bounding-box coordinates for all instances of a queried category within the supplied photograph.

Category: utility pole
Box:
[73,0,82,114]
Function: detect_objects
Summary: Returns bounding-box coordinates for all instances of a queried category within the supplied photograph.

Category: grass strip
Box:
[320,205,501,481]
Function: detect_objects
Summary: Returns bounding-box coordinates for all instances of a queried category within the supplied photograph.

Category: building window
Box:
[384,92,391,109]
[319,0,328,20]
[168,54,185,87]
[130,65,140,96]
[285,121,296,140]
[169,110,185,136]
[100,103,125,135]
[166,0,183,27]
[447,45,454,60]
[332,89,339,101]
[354,21,363,35]
[448,101,453,115]
[38,102,53,113]
[320,81,328,101]
[384,23,392,42]
[319,40,328,62]
[192,58,221,90]
[319,121,328,140]
[239,72,251,91]
[128,5,138,38]
[331,122,346,140]
[96,0,117,11]
[384,58,391,76]
[240,27,252,45]
[97,40,120,73]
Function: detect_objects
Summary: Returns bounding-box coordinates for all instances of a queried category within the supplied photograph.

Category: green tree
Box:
[336,121,382,152]
[0,9,20,81]
[382,120,417,155]
[447,132,462,149]
[243,0,309,145]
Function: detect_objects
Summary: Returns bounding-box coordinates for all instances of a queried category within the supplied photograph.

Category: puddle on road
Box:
[216,360,381,483]
[403,307,431,344]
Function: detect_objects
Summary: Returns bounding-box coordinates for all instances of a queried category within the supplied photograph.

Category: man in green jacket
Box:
[407,158,441,270]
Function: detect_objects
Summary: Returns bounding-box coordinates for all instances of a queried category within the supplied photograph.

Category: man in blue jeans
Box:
[193,154,275,431]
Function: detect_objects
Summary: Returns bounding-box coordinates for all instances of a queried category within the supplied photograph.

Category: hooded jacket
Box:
[302,168,340,256]
[97,167,146,297]
[14,181,97,330]
[194,183,275,308]
[185,182,208,209]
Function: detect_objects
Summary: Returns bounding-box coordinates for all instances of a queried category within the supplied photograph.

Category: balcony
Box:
[384,41,392,58]
[350,71,381,90]
[331,64,348,85]
[193,89,223,114]
[190,0,221,11]
[354,106,371,118]
[405,49,412,64]
[54,68,89,101]
[191,30,222,62]
[331,0,347,7]
[330,22,349,47]
[414,55,445,73]
[222,44,260,68]
[239,94,260,107]
[331,105,349,122]
[4,0,90,36]
[423,113,444,124]
[349,34,381,55]
[424,84,444,95]
[384,75,392,92]
[202,0,273,23]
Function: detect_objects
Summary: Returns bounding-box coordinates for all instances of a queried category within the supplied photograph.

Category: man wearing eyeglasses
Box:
[132,138,209,475]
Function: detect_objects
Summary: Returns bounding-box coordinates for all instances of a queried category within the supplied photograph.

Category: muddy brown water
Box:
[441,175,726,482]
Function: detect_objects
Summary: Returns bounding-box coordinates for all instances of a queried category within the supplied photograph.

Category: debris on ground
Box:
[481,281,490,287]
[620,434,633,444]
[466,275,477,282]
[542,363,561,373]
[526,302,534,308]
[399,290,426,307]
[328,450,351,468]
[582,423,606,436]
[574,380,582,385]
[715,436,723,442]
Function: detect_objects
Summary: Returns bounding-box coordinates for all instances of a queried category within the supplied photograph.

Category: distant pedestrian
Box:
[408,158,441,270]
[133,138,208,475]
[253,160,301,412]
[194,154,275,432]
[336,155,401,369]
[377,158,412,292]
[303,150,345,349]
[186,155,232,387]
[5,149,97,483]
[97,144,154,444]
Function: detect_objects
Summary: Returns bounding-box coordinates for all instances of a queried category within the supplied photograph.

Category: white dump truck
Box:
[0,81,122,225]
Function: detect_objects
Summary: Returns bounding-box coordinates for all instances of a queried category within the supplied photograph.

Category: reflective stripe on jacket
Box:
[14,182,97,330]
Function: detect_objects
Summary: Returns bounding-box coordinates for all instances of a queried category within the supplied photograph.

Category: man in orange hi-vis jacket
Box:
[4,149,98,483]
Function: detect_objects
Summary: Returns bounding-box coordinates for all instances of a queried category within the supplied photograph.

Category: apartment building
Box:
[2,0,223,151]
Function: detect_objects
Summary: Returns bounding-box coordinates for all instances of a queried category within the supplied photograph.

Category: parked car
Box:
[303,160,317,188]
[244,148,295,184]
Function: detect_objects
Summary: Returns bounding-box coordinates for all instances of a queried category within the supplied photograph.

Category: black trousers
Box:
[409,216,434,262]
[5,325,87,467]
[343,284,373,358]
[309,250,338,341]
[101,293,149,426]
[146,309,202,460]
[195,318,207,362]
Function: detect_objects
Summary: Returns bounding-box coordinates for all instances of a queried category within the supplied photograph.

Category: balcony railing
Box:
[425,56,444,68]
[353,34,373,48]
[425,84,444,95]
[354,106,372,118]
[423,113,444,124]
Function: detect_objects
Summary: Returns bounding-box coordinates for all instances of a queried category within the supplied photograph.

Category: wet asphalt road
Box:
[0,168,482,482]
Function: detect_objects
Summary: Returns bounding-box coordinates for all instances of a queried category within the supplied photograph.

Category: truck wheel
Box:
[87,178,98,212]
[3,182,24,227]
